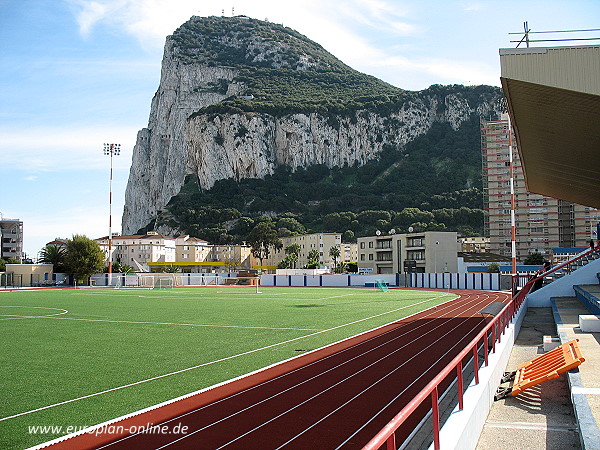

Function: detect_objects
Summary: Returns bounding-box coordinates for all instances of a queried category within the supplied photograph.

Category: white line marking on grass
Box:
[0,293,450,423]
[0,306,68,317]
[16,316,322,331]
[315,293,358,300]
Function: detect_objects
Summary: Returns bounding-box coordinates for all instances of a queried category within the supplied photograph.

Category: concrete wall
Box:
[5,264,53,287]
[433,297,527,450]
[527,258,600,306]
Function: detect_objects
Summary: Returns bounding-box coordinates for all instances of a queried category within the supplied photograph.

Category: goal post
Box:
[138,274,182,289]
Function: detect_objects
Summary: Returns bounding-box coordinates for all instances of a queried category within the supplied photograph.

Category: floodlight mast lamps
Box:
[103,143,120,283]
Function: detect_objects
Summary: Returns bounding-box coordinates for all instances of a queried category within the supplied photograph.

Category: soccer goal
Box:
[139,274,181,289]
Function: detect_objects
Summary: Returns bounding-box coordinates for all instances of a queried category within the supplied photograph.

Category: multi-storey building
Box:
[96,233,254,272]
[482,113,600,262]
[208,244,253,271]
[175,235,212,263]
[340,243,358,264]
[267,233,344,269]
[0,218,23,262]
[458,236,489,253]
[357,231,459,274]
[96,232,176,271]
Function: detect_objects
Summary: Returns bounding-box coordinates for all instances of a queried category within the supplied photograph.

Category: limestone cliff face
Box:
[122,17,500,235]
[122,40,244,234]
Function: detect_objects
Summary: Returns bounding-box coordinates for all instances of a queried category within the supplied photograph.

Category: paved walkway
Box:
[476,307,580,450]
[554,296,600,449]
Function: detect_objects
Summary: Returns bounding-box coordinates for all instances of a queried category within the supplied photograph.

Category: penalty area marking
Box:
[0,293,452,423]
[0,306,69,319]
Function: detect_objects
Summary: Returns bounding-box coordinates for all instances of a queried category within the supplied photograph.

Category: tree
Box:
[486,262,500,273]
[111,261,134,274]
[64,235,105,284]
[284,244,301,269]
[346,262,358,273]
[329,246,341,270]
[246,222,283,267]
[0,258,6,272]
[335,261,348,274]
[342,230,355,243]
[39,244,66,272]
[304,249,320,269]
[524,252,545,265]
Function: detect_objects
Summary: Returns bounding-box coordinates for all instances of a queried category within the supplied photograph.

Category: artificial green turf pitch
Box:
[0,286,454,449]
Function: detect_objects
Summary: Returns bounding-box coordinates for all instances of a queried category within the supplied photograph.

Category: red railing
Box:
[364,246,599,450]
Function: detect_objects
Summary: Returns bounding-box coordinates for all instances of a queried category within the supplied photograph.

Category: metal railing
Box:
[510,21,600,48]
[363,246,600,450]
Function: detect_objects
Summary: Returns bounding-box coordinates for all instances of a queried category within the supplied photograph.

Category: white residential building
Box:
[96,232,176,271]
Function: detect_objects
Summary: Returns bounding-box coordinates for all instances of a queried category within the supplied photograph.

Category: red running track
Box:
[44,290,510,450]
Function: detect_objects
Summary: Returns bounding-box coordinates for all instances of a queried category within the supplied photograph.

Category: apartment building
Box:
[0,218,23,262]
[482,113,600,261]
[97,233,254,272]
[458,236,489,253]
[357,231,459,274]
[96,232,176,271]
[209,244,253,270]
[340,242,358,264]
[267,233,344,269]
[175,235,212,263]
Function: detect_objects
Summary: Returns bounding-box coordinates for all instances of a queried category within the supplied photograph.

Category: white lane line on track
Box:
[112,293,486,449]
[335,293,508,447]
[230,293,497,449]
[0,294,452,424]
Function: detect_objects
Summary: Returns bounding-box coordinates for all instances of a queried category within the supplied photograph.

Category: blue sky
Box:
[1,0,598,258]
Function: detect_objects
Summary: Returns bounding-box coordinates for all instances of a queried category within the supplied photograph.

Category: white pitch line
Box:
[0,305,69,317]
[0,293,451,423]
[13,315,322,331]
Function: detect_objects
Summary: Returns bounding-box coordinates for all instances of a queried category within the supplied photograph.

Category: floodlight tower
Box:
[103,143,121,283]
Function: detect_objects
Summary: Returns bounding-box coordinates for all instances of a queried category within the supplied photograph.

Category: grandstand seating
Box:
[573,284,600,315]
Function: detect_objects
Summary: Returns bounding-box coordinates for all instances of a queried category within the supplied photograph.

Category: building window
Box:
[360,254,365,261]
[406,250,424,261]
[368,254,373,260]
[360,242,365,249]
[368,242,373,248]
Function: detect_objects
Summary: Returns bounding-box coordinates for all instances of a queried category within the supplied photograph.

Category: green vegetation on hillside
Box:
[158,117,486,243]
[174,17,499,117]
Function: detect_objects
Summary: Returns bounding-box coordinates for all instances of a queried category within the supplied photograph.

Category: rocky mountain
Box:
[121,15,502,237]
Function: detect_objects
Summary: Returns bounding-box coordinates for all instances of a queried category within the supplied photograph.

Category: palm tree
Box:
[329,246,341,271]
[39,244,66,272]
[284,244,301,269]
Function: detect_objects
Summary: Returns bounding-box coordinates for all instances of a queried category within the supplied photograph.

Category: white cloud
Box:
[363,53,500,89]
[71,0,110,37]
[21,206,113,258]
[0,125,137,172]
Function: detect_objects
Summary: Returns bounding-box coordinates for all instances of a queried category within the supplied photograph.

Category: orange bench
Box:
[495,339,585,400]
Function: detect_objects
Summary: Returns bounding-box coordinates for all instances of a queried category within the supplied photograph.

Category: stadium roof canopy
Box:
[500,45,600,209]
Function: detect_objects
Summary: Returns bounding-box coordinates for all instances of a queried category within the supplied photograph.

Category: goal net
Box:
[139,274,182,289]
